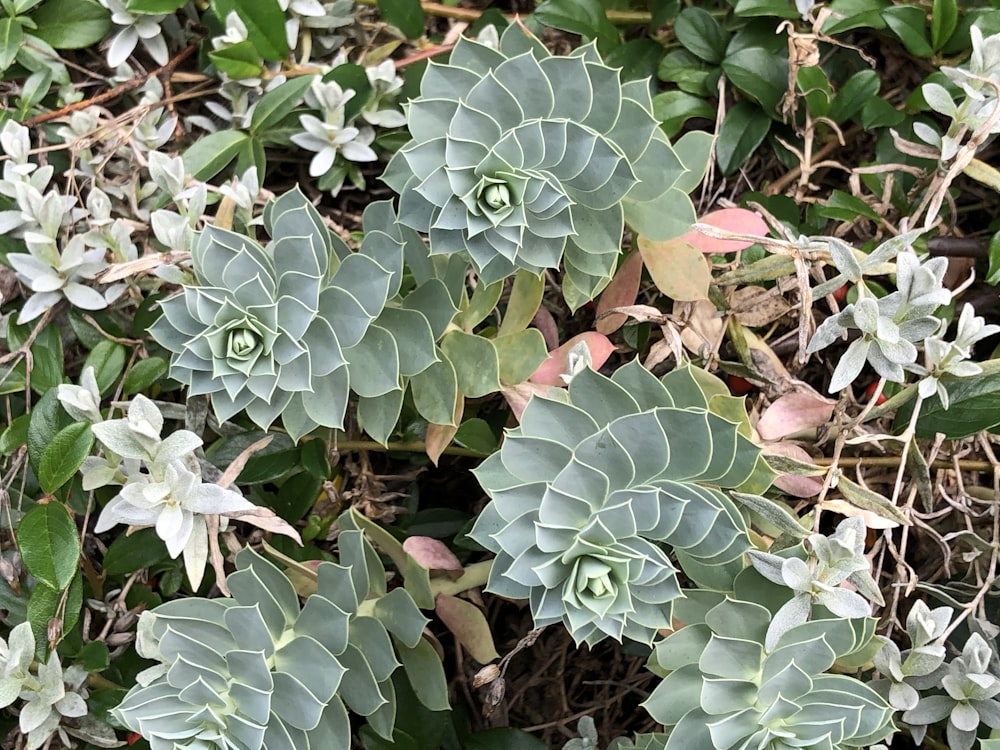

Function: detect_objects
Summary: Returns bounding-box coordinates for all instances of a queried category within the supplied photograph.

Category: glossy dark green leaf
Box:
[466,728,548,750]
[821,0,889,34]
[212,0,288,60]
[883,5,933,57]
[249,74,314,135]
[830,70,880,123]
[75,640,110,672]
[931,0,958,49]
[653,91,715,138]
[657,48,711,96]
[123,356,169,395]
[273,471,322,523]
[84,340,127,396]
[31,0,111,49]
[28,389,67,479]
[534,0,620,54]
[27,572,81,659]
[103,528,170,575]
[716,102,771,176]
[29,324,63,396]
[675,7,727,64]
[300,438,330,479]
[0,17,23,71]
[895,363,1000,438]
[125,0,186,11]
[377,0,424,39]
[812,190,880,222]
[731,0,799,18]
[238,446,300,484]
[182,129,249,181]
[797,66,831,119]
[861,96,905,129]
[986,231,1000,285]
[17,502,80,591]
[38,422,93,494]
[0,414,30,457]
[208,39,263,80]
[454,418,497,454]
[604,38,662,85]
[722,47,787,116]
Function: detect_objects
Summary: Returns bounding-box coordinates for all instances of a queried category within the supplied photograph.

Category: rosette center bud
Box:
[574,556,618,601]
[468,175,519,222]
[227,327,260,361]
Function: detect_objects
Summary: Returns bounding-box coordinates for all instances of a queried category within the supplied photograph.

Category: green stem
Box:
[429,560,493,597]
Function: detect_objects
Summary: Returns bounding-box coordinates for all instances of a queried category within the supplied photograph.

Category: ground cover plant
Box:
[3,0,1000,748]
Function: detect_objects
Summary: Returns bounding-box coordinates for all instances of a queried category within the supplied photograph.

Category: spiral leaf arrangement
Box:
[383,23,697,309]
[469,361,770,646]
[112,528,444,749]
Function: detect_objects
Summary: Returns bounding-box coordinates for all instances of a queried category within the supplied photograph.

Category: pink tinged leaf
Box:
[637,236,711,301]
[435,594,500,664]
[529,332,615,387]
[756,390,836,441]
[683,208,769,254]
[765,443,825,498]
[596,250,643,334]
[532,305,559,350]
[818,498,900,529]
[500,382,549,422]
[425,394,464,466]
[403,536,463,580]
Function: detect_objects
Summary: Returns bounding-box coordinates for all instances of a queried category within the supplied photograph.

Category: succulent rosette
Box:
[149,189,441,442]
[382,23,696,309]
[644,594,895,750]
[469,362,770,646]
[113,528,440,749]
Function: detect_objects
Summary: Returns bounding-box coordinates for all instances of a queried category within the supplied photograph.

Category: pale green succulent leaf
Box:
[337,643,390,717]
[357,389,404,446]
[344,325,401,398]
[410,357,459,426]
[624,187,696,242]
[643,663,707,725]
[400,278,458,340]
[439,330,502,397]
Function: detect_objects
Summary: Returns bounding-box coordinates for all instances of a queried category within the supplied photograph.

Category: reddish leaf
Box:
[765,443,825,498]
[596,250,643,334]
[756,390,836,441]
[403,536,463,579]
[683,208,768,254]
[529,332,615,386]
[425,394,464,466]
[501,382,549,422]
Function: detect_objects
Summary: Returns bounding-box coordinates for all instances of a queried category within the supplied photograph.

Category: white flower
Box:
[98,0,170,67]
[57,367,102,424]
[361,60,406,128]
[292,114,377,175]
[7,235,110,323]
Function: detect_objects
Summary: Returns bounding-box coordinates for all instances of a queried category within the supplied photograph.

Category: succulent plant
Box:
[149,188,447,442]
[870,600,952,712]
[644,593,895,750]
[113,526,444,749]
[469,361,770,646]
[382,23,699,309]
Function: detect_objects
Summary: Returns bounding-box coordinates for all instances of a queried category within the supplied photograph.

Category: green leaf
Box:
[813,190,880,222]
[731,0,799,18]
[0,17,23,71]
[797,66,831,119]
[28,388,66,479]
[29,323,63,396]
[440,331,501,399]
[239,446,301,483]
[715,102,771,176]
[0,413,30,457]
[721,47,787,116]
[38,422,93,494]
[249,74,314,136]
[182,129,249,181]
[102,527,170,575]
[533,0,621,54]
[498,270,544,337]
[674,7,727,64]
[84,340,127,396]
[125,0,186,12]
[410,358,459,426]
[494,329,547,385]
[274,471,322,523]
[861,96,904,129]
[27,572,81,659]
[987,231,1000,286]
[75,640,110,672]
[821,0,889,34]
[459,278,504,331]
[300,438,330,479]
[394,636,450,712]
[322,64,373,122]
[604,39,662,84]
[122,356,169,395]
[17,502,80,591]
[882,5,933,57]
[896,362,1000,439]
[376,0,424,40]
[931,0,957,50]
[208,39,263,79]
[829,69,880,124]
[466,728,548,750]
[212,0,288,60]
[673,130,715,193]
[29,0,110,50]
[652,91,715,138]
[453,418,497,454]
